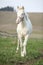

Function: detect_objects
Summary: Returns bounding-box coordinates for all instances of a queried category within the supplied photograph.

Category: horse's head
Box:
[16,6,25,24]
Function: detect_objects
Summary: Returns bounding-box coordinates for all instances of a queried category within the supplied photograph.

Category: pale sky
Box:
[0,0,43,12]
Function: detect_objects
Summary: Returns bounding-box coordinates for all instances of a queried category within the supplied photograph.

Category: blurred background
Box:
[0,0,43,39]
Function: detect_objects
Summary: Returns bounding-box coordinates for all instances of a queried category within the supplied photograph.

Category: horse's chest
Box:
[17,24,28,36]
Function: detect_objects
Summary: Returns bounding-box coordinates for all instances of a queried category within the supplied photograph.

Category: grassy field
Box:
[0,37,43,65]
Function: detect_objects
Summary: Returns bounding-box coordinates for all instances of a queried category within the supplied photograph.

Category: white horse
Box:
[16,6,32,57]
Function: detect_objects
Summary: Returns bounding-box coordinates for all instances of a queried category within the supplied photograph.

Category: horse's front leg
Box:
[16,36,20,53]
[22,34,29,57]
[16,35,23,56]
[19,37,23,57]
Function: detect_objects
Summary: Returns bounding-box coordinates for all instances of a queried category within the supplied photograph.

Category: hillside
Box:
[0,11,43,38]
[0,6,14,11]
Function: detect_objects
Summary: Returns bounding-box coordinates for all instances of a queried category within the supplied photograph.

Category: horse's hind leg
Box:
[22,34,29,57]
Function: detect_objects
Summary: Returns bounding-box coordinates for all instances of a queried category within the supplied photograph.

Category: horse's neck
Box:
[17,21,24,28]
[19,21,25,28]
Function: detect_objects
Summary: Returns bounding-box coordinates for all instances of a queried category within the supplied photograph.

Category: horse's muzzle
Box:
[16,17,24,24]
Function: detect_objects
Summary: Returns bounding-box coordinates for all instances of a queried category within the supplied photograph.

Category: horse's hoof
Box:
[21,52,25,57]
[21,54,25,57]
[16,50,18,54]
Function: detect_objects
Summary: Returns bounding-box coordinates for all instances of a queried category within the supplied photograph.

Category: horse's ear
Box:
[22,6,24,9]
[17,6,19,9]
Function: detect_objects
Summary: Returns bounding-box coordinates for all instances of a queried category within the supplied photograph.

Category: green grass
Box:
[0,37,43,65]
